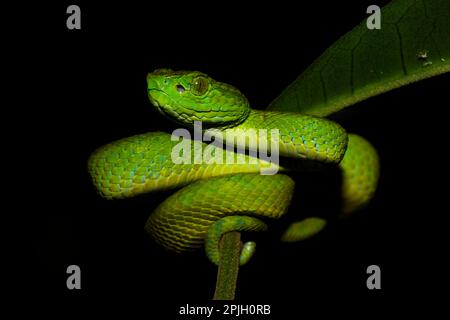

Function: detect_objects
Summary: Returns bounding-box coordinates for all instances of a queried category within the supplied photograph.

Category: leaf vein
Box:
[395,25,408,75]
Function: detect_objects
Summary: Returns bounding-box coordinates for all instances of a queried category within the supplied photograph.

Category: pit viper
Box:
[88,69,380,265]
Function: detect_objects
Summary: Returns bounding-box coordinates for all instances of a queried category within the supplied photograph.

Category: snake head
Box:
[147,69,250,128]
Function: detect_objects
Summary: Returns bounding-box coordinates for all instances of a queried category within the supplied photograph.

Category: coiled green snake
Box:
[88,69,380,265]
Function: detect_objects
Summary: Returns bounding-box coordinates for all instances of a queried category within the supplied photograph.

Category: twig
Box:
[213,232,242,300]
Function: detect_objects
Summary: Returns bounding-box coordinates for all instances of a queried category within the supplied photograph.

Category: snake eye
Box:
[191,76,209,96]
[176,84,185,93]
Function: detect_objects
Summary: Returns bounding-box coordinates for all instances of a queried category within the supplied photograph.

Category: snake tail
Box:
[145,173,295,264]
[280,217,327,242]
[206,216,267,266]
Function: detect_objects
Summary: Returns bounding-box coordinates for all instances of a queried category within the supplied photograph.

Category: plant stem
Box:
[213,231,242,300]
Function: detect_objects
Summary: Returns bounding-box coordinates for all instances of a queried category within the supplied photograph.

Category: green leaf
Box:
[268,0,450,116]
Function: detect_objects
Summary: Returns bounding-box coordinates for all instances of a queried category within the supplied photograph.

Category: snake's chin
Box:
[148,89,170,113]
[151,101,167,117]
[148,90,177,121]
[148,90,160,106]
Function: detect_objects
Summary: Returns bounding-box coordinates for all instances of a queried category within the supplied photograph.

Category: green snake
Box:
[88,69,380,265]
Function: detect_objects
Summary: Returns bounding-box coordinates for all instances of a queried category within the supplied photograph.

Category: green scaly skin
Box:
[88,69,380,265]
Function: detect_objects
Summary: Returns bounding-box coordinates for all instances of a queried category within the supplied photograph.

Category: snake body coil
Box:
[88,69,380,265]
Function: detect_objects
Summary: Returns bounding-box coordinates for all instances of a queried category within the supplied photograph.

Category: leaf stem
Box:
[213,231,242,300]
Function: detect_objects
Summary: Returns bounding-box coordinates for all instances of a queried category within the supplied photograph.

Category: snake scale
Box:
[88,69,380,265]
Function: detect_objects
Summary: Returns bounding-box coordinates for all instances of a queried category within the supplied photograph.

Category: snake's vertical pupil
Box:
[176,84,185,93]
[191,76,209,96]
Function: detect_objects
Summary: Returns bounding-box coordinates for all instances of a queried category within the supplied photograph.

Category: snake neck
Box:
[205,109,348,164]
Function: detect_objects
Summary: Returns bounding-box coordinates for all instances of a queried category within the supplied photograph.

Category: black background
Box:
[20,0,448,316]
